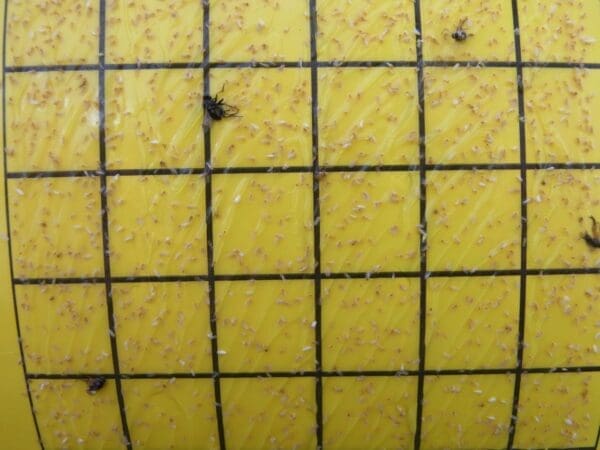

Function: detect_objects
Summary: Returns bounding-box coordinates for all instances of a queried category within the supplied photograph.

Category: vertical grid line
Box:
[413,0,427,448]
[202,1,227,449]
[308,0,324,447]
[1,0,45,448]
[98,1,132,448]
[507,0,528,448]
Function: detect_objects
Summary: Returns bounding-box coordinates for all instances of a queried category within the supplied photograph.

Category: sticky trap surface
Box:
[1,1,599,450]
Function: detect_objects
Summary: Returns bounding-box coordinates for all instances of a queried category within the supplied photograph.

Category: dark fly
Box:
[583,216,600,248]
[203,85,239,121]
[452,18,469,42]
[86,376,106,395]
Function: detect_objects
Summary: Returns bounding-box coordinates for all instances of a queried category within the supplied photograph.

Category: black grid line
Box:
[5,60,600,73]
[202,1,227,448]
[309,0,323,447]
[5,162,600,180]
[11,266,600,286]
[507,1,528,449]
[25,365,600,380]
[413,0,427,448]
[1,1,44,448]
[98,1,132,448]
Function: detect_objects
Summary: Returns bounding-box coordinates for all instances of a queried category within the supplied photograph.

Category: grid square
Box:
[6,71,99,172]
[106,0,203,64]
[107,175,207,277]
[105,69,204,170]
[8,177,104,278]
[423,67,520,164]
[320,172,420,273]
[15,284,112,374]
[420,0,515,62]
[518,0,600,63]
[6,0,99,66]
[112,282,212,373]
[209,68,312,168]
[318,68,419,166]
[526,169,600,269]
[425,276,519,370]
[316,0,416,61]
[215,280,314,372]
[524,274,600,368]
[426,170,521,271]
[122,379,219,450]
[210,0,310,62]
[323,377,417,450]
[524,68,600,164]
[221,377,316,449]
[29,379,125,450]
[421,374,514,450]
[513,373,600,449]
[212,173,314,275]
[321,278,420,371]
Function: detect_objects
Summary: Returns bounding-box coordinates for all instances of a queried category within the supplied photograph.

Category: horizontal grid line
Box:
[5,163,600,179]
[26,366,600,380]
[12,267,600,285]
[6,60,600,73]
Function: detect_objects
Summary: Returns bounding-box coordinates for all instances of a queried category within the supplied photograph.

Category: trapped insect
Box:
[451,18,469,41]
[583,216,600,248]
[203,85,239,121]
[87,377,106,395]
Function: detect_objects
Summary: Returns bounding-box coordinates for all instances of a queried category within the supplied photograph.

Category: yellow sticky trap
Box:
[6,71,99,172]
[427,170,521,271]
[123,379,219,450]
[221,377,316,449]
[105,69,204,170]
[16,284,112,374]
[524,274,599,368]
[8,177,104,278]
[212,173,314,275]
[426,276,519,370]
[107,175,207,277]
[316,0,415,61]
[421,374,514,450]
[320,172,420,273]
[215,280,314,372]
[209,68,312,168]
[421,0,515,62]
[6,0,99,66]
[514,373,600,448]
[518,0,600,63]
[323,377,417,450]
[106,0,203,64]
[321,278,420,371]
[524,67,600,163]
[112,282,212,374]
[424,67,520,164]
[30,379,125,450]
[210,0,310,62]
[527,169,599,269]
[318,68,419,166]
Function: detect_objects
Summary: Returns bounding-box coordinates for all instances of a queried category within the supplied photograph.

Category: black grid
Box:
[413,0,427,448]
[0,0,43,448]
[309,0,324,447]
[507,1,528,448]
[97,0,132,448]
[202,0,227,448]
[2,0,599,449]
